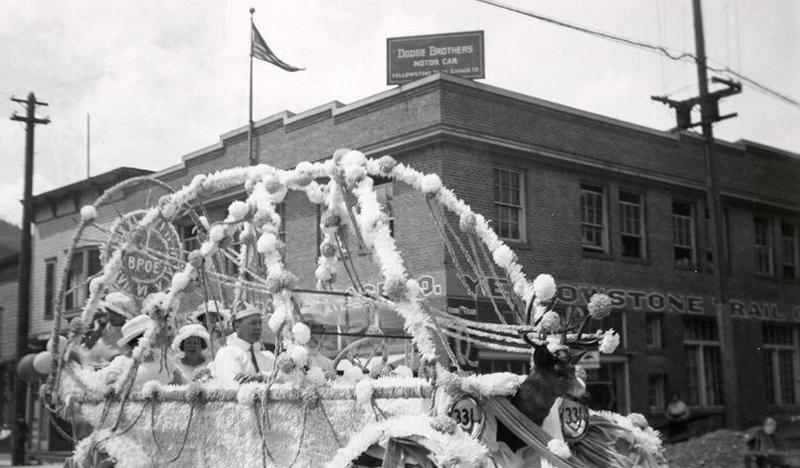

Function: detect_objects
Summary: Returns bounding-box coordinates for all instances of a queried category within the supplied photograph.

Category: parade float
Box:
[40,150,666,467]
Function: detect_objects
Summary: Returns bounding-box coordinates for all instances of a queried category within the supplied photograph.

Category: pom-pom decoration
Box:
[291,322,312,345]
[539,311,562,333]
[599,329,621,354]
[342,366,364,384]
[306,366,327,386]
[588,293,613,319]
[286,344,309,367]
[533,274,557,302]
[393,365,414,379]
[227,200,250,221]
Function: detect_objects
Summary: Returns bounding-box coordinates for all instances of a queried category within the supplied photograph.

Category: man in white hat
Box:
[212,304,274,386]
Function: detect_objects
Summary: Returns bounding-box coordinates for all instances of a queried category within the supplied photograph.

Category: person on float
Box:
[102,315,171,391]
[80,291,137,367]
[192,300,231,352]
[169,324,212,384]
[212,304,274,386]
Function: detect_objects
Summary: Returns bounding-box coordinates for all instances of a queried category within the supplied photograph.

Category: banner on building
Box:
[387,31,485,85]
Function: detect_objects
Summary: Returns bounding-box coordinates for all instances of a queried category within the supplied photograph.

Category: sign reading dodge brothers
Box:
[387,31,485,85]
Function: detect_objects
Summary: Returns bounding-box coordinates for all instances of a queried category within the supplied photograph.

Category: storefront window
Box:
[763,324,798,405]
[649,373,667,411]
[683,318,724,406]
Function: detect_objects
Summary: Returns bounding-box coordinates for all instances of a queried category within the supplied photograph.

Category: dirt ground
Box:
[662,428,800,468]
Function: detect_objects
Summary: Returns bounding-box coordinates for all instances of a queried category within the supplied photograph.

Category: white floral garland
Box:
[72,152,611,378]
[324,415,489,468]
[72,429,152,468]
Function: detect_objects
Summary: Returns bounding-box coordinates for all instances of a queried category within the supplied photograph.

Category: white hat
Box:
[171,324,211,353]
[117,315,155,348]
[231,303,261,323]
[100,292,136,320]
[192,301,231,323]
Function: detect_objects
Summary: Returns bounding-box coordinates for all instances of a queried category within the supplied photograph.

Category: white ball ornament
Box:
[393,365,414,379]
[533,274,557,302]
[256,232,278,254]
[343,366,364,384]
[80,205,97,222]
[209,225,227,243]
[33,351,53,375]
[306,366,327,386]
[292,322,312,344]
[228,200,250,221]
[286,344,309,367]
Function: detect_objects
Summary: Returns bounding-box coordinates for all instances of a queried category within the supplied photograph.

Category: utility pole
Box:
[652,0,741,428]
[9,92,49,466]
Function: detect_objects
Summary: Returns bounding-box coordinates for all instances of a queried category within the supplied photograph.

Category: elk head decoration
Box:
[512,292,618,425]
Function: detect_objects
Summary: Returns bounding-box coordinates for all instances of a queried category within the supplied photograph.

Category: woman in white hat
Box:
[80,291,137,367]
[101,315,171,392]
[169,324,212,384]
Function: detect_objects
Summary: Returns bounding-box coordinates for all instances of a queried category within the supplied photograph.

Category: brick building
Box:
[27,73,800,441]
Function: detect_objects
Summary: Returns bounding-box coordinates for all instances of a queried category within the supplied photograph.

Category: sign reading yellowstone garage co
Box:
[387,31,485,85]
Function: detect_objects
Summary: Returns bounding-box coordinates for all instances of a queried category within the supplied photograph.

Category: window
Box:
[65,247,101,312]
[581,184,607,252]
[619,191,645,258]
[763,324,798,405]
[683,318,724,406]
[645,314,663,348]
[781,223,798,279]
[375,182,395,237]
[649,374,667,411]
[754,218,774,275]
[493,168,524,241]
[44,259,56,320]
[673,202,696,268]
[180,224,200,257]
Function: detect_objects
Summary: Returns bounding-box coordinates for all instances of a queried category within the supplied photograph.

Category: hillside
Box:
[0,218,20,259]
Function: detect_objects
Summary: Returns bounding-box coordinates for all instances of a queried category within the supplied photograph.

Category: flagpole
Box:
[248,7,255,166]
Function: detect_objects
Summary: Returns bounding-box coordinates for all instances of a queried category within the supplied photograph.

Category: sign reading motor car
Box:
[387,31,485,85]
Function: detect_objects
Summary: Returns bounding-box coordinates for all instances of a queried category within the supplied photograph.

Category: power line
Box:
[472,0,800,110]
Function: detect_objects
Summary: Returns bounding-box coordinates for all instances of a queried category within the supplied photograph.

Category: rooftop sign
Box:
[387,31,485,85]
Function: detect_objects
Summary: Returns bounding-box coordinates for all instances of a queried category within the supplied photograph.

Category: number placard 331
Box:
[559,398,589,441]
[447,397,484,438]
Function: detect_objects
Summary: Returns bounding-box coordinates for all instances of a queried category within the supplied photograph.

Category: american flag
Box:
[251,24,303,72]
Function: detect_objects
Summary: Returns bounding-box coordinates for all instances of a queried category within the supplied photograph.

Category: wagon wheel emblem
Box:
[101,210,182,297]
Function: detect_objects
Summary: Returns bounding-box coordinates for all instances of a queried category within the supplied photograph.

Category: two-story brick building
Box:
[25,74,800,449]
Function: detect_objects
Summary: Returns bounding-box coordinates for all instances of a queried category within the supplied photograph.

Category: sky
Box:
[0,0,798,224]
